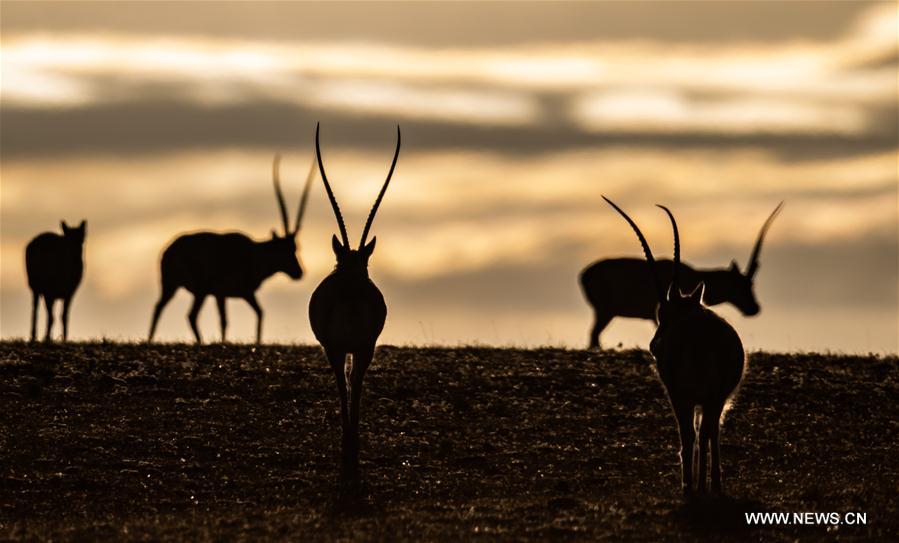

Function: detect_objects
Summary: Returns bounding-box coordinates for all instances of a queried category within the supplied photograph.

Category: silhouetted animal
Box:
[579,203,782,349]
[308,123,400,481]
[148,156,313,344]
[25,220,86,342]
[605,197,744,496]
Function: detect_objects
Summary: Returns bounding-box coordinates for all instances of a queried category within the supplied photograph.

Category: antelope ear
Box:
[61,221,69,232]
[79,220,87,232]
[331,234,344,256]
[362,236,377,257]
[271,229,278,240]
[666,281,677,301]
[730,259,740,272]
[689,282,705,304]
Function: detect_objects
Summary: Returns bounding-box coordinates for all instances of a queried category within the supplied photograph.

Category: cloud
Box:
[1,2,894,136]
[0,2,878,46]
[4,29,895,101]
[572,90,868,135]
[2,97,896,161]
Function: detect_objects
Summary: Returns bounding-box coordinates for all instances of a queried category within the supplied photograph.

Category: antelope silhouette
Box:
[25,220,86,342]
[148,156,314,344]
[580,203,782,349]
[605,197,744,496]
[308,123,400,481]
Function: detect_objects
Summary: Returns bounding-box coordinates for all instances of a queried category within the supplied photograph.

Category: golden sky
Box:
[1,1,896,352]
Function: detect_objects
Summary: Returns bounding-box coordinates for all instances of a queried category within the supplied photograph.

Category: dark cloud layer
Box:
[1,1,877,46]
[3,98,895,161]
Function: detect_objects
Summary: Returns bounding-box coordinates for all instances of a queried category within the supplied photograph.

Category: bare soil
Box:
[1,342,896,541]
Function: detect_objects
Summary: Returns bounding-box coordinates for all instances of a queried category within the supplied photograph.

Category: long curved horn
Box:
[656,205,679,295]
[359,125,401,248]
[291,155,316,237]
[272,154,290,235]
[746,201,784,278]
[315,123,350,247]
[603,196,665,303]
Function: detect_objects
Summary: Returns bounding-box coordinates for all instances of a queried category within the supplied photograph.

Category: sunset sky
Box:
[1,1,896,352]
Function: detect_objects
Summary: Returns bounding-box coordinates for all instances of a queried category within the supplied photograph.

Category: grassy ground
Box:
[0,341,896,541]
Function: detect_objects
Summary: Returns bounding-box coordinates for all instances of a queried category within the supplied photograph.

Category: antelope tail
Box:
[344,353,354,400]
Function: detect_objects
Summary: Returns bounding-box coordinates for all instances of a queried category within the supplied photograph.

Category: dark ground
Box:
[0,341,896,541]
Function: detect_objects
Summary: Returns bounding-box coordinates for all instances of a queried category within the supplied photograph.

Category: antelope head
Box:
[655,204,704,325]
[702,202,784,316]
[269,154,316,280]
[315,122,401,279]
[61,220,87,246]
[603,198,702,330]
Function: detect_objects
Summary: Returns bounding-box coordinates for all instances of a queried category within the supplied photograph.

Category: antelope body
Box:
[25,220,86,342]
[580,203,782,349]
[605,197,745,495]
[309,123,399,480]
[148,156,314,344]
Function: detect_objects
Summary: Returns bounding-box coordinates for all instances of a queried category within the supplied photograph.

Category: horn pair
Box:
[603,197,680,302]
[605,198,785,300]
[315,123,401,249]
[273,154,316,237]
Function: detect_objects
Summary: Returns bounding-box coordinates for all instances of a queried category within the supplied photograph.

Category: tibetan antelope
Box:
[25,220,86,342]
[148,156,314,344]
[580,202,782,349]
[605,197,744,496]
[308,123,400,481]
